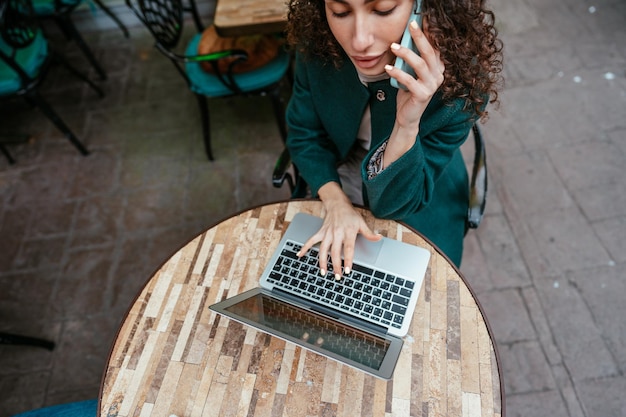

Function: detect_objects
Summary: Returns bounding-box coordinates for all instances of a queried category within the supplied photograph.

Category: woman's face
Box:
[324,0,414,76]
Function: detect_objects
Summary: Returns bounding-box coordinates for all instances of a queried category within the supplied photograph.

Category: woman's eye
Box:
[331,10,351,17]
[374,6,396,16]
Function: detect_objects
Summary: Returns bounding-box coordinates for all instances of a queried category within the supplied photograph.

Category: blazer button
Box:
[376,89,386,101]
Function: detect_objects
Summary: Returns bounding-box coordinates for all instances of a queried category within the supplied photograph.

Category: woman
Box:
[285,0,503,274]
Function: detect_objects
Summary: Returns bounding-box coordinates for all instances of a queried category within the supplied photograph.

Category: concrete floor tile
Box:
[548,140,626,190]
[47,318,115,394]
[0,343,55,376]
[535,276,618,381]
[593,216,626,264]
[574,71,626,131]
[521,287,562,366]
[505,390,570,417]
[108,234,159,313]
[122,185,187,233]
[0,208,30,270]
[523,207,613,277]
[499,341,556,395]
[608,128,626,155]
[551,363,585,417]
[460,231,498,296]
[475,289,536,344]
[567,264,626,373]
[184,161,239,219]
[69,153,117,196]
[238,151,292,209]
[471,214,531,290]
[6,160,76,207]
[71,195,125,248]
[495,151,575,217]
[0,270,57,322]
[576,376,626,417]
[26,201,76,238]
[53,247,115,319]
[0,371,50,416]
[14,236,67,270]
[500,88,573,151]
[479,108,526,158]
[119,155,188,190]
[571,182,626,221]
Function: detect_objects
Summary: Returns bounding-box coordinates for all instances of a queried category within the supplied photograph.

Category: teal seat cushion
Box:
[184,33,290,98]
[10,400,97,417]
[31,0,82,15]
[0,29,49,96]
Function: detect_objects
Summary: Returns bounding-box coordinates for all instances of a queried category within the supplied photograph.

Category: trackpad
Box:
[353,235,384,264]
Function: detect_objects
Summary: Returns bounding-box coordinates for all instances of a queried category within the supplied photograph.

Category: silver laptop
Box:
[210,212,430,379]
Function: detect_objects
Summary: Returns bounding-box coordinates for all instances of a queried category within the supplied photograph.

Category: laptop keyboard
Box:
[266,240,416,330]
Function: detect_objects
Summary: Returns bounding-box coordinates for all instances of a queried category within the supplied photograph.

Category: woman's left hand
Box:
[385,19,445,133]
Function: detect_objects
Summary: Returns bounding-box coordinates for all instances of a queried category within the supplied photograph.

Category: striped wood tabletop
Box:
[99,200,503,417]
[213,0,287,36]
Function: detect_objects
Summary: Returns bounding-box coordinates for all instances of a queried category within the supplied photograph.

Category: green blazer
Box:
[286,52,476,266]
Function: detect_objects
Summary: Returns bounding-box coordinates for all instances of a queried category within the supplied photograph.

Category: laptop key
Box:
[392,294,409,306]
[352,263,373,276]
[391,304,407,315]
[281,249,298,259]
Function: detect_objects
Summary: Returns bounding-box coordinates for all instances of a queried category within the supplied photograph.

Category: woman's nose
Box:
[352,17,374,51]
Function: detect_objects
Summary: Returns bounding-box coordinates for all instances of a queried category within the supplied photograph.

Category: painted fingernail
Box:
[320,269,326,276]
[335,273,342,281]
[410,20,419,30]
[390,42,400,50]
[344,267,351,275]
[384,64,393,71]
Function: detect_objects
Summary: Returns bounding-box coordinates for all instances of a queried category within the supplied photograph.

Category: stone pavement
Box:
[0,0,625,415]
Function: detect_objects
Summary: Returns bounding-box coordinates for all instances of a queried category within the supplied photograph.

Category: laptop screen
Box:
[224,292,391,370]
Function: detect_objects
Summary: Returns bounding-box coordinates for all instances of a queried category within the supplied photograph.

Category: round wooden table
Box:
[99,200,504,417]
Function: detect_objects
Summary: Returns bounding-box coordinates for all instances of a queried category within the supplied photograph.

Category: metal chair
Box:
[0,0,103,162]
[126,0,291,160]
[273,123,488,230]
[32,0,129,80]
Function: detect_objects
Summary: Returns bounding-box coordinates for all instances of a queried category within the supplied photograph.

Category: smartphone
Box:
[390,0,423,90]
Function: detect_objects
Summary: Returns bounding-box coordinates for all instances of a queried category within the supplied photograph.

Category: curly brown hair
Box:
[285,0,504,119]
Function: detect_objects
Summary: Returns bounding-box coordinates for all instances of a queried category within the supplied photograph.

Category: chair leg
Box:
[184,0,205,32]
[54,15,107,80]
[0,143,16,164]
[24,92,90,156]
[91,0,130,38]
[0,332,55,350]
[195,94,213,161]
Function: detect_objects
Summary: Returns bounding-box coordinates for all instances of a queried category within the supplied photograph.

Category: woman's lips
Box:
[352,54,384,70]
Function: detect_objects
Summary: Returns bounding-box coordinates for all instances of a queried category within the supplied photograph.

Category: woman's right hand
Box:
[297,182,382,279]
